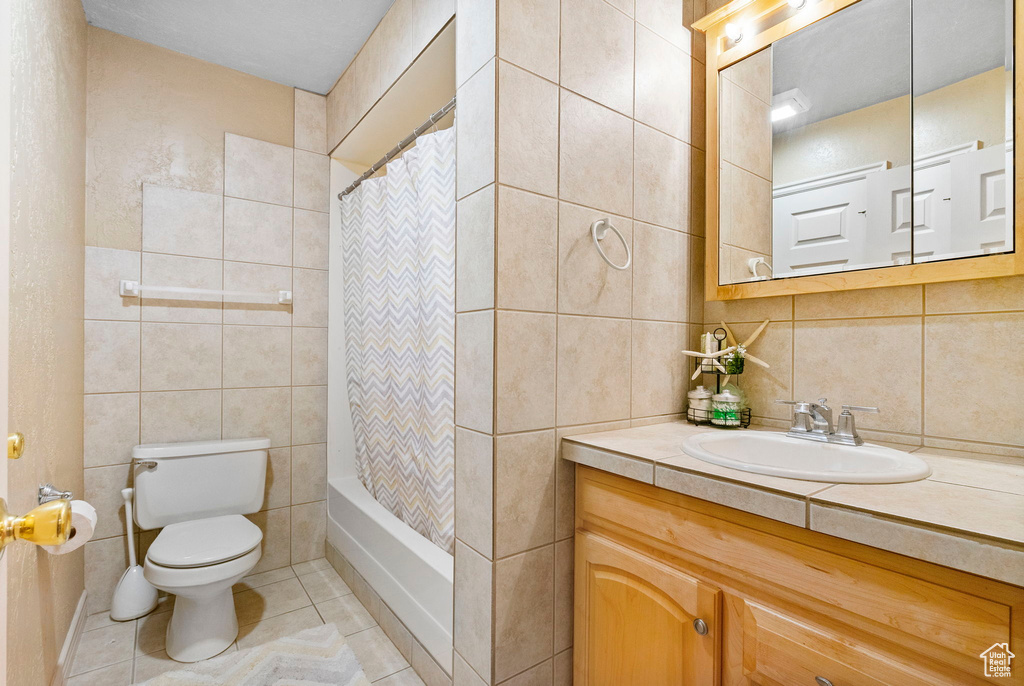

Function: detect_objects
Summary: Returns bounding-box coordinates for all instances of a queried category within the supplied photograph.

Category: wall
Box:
[774,67,1008,185]
[326,0,457,152]
[86,28,295,251]
[8,1,88,685]
[704,280,1024,458]
[82,29,330,614]
[451,0,705,683]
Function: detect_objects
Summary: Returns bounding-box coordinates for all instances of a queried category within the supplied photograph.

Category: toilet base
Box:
[143,545,261,663]
[165,588,238,662]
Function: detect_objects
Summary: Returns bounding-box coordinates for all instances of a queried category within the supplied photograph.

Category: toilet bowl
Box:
[131,437,270,663]
[143,514,263,662]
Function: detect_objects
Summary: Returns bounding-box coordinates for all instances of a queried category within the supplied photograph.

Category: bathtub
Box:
[326,475,454,671]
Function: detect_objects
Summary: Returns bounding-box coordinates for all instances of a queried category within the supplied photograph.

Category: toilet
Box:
[132,437,270,663]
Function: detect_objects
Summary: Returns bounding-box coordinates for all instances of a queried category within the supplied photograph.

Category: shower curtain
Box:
[340,127,456,554]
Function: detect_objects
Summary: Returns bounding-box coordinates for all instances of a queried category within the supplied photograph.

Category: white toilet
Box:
[132,437,270,663]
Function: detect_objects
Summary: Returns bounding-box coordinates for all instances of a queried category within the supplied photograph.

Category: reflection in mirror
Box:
[719,0,916,284]
[719,47,774,284]
[717,0,1014,286]
[912,0,1013,262]
[770,0,911,280]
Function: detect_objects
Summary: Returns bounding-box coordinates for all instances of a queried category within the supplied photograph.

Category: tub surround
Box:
[562,420,1024,586]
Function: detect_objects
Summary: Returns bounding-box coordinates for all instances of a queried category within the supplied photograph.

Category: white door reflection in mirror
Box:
[913,0,1013,262]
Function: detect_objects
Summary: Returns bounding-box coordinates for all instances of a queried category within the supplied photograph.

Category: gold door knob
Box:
[0,498,72,552]
[8,432,24,460]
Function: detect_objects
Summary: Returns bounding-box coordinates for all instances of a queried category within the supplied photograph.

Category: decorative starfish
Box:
[681,345,738,380]
[720,319,771,369]
[680,320,772,385]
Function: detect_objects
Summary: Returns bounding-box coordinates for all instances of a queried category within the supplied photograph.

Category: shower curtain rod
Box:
[337,96,456,200]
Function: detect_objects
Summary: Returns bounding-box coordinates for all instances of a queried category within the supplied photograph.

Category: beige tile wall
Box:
[452,0,705,683]
[326,0,457,152]
[705,281,1024,457]
[82,88,330,614]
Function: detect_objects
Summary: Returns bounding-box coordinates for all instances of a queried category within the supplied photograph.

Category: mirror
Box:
[716,0,1014,286]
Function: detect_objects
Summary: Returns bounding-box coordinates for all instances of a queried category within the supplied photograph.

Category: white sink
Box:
[681,431,932,484]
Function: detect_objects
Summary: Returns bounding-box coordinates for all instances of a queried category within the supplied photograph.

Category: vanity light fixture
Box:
[771,87,811,122]
[771,104,797,122]
[725,22,744,42]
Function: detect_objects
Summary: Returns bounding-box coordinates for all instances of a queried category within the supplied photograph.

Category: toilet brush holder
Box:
[110,488,158,621]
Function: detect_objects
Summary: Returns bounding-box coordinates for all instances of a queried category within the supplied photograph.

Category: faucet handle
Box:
[816,397,830,407]
[835,405,878,445]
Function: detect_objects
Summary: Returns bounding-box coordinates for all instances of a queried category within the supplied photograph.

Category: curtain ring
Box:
[591,218,631,271]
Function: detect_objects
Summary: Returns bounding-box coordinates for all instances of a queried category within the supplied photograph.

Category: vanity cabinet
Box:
[574,531,720,684]
[573,466,1024,685]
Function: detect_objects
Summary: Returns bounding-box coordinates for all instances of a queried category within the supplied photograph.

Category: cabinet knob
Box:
[815,678,834,686]
[692,618,708,636]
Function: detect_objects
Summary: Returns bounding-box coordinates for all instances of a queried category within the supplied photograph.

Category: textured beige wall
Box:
[86,28,294,251]
[8,1,88,685]
[326,0,455,152]
[773,68,1007,185]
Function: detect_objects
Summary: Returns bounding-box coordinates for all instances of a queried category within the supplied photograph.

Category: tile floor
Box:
[67,559,424,685]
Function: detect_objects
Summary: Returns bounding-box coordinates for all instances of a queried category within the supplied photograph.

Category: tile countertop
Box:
[561,420,1024,587]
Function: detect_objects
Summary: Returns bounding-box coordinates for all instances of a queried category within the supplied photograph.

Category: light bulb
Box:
[788,0,806,7]
[771,104,797,122]
[725,22,743,42]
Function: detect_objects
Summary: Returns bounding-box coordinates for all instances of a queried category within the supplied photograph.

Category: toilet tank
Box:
[132,437,270,530]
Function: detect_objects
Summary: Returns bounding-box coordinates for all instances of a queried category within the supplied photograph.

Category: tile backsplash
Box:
[704,278,1024,458]
[82,90,330,613]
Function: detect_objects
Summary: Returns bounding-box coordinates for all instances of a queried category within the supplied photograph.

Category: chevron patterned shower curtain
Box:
[340,127,456,554]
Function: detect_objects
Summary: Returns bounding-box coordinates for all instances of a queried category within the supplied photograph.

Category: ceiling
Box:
[81,0,395,94]
[770,0,1009,132]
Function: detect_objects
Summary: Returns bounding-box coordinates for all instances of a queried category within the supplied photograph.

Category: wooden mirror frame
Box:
[694,0,1024,301]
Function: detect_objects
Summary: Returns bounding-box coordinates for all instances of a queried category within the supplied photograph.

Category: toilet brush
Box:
[110,488,158,621]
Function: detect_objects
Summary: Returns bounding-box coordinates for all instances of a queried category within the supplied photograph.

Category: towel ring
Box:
[591,218,631,271]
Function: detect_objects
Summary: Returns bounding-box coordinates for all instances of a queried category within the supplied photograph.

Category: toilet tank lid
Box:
[132,437,271,460]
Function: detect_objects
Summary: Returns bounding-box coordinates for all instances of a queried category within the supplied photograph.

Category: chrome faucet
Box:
[775,399,878,445]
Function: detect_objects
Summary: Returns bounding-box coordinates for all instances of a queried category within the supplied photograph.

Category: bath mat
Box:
[139,624,371,686]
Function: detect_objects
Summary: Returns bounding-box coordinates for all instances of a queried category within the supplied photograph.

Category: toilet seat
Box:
[147,514,262,568]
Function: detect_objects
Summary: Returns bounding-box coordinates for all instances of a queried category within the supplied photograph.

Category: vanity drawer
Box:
[576,468,1016,673]
[734,599,981,686]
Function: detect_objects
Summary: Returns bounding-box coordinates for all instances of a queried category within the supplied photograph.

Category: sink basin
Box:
[681,431,932,484]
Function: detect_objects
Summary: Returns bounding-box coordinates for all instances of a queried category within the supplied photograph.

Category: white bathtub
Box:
[326,476,454,671]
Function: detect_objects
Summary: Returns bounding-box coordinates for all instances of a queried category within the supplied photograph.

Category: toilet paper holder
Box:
[38,483,74,505]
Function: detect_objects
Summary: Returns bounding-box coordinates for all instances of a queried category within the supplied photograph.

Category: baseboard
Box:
[50,590,87,686]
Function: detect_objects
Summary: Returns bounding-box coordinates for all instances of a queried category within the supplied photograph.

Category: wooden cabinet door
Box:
[574,531,721,686]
